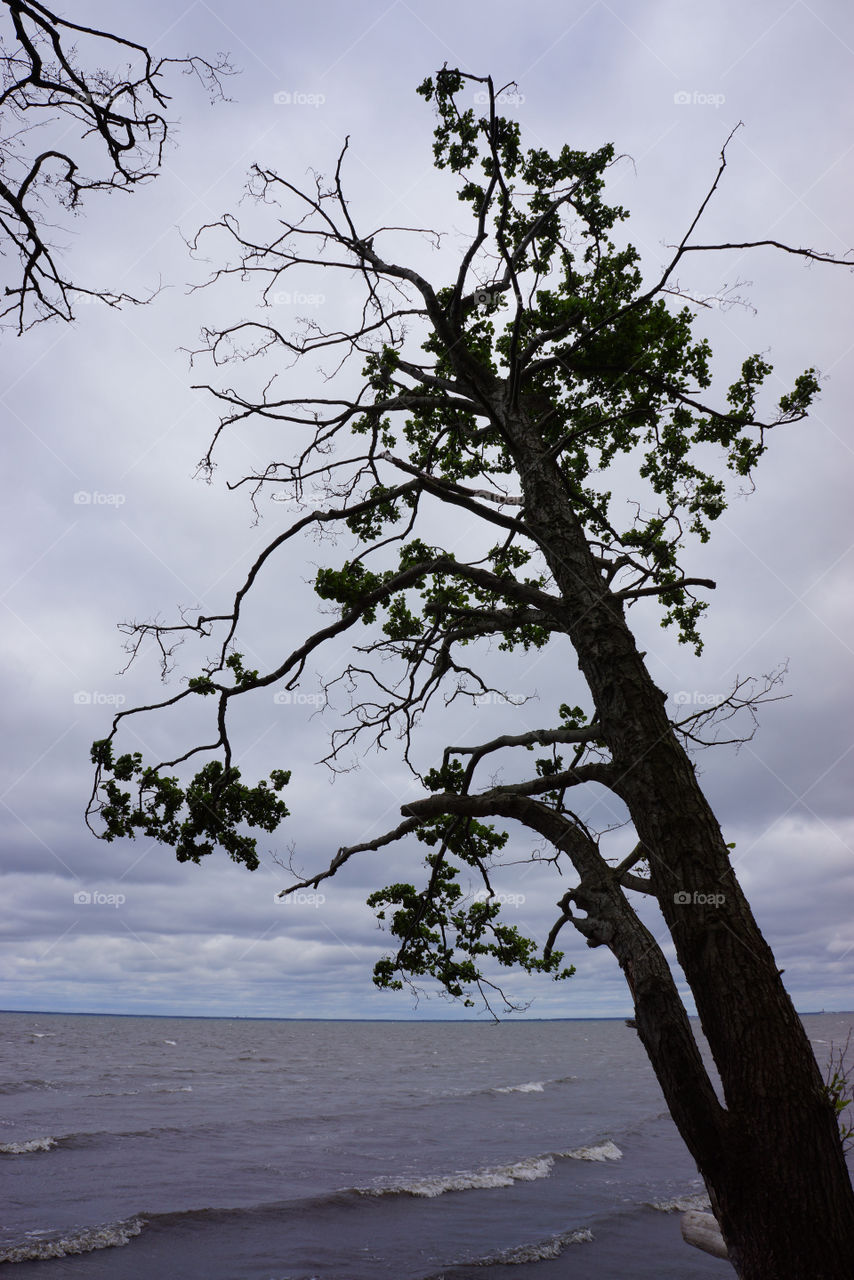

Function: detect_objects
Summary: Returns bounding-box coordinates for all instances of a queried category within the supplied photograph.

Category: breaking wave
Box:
[493,1080,545,1094]
[0,1217,145,1264]
[359,1153,556,1198]
[0,1123,198,1157]
[0,1136,59,1154]
[356,1140,621,1198]
[473,1226,594,1265]
[484,1073,575,1097]
[562,1139,622,1162]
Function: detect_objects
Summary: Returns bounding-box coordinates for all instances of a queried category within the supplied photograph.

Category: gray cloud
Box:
[2,0,852,1020]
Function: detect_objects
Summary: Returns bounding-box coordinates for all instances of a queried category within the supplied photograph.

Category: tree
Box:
[87,69,854,1278]
[0,0,232,331]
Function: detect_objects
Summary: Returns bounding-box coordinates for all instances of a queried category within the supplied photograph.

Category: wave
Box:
[482,1074,575,1098]
[0,1123,204,1156]
[0,1195,354,1263]
[0,1136,624,1265]
[0,1079,56,1095]
[367,1138,619,1193]
[649,1190,712,1213]
[561,1139,622,1162]
[473,1226,594,1265]
[411,1075,579,1104]
[0,1137,59,1154]
[359,1153,556,1198]
[86,1078,193,1098]
[0,1218,145,1264]
[84,1089,141,1097]
[493,1080,545,1094]
[0,1165,603,1268]
[357,1136,621,1199]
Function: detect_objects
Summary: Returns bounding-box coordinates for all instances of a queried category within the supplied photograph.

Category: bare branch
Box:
[0,0,235,330]
[280,816,427,893]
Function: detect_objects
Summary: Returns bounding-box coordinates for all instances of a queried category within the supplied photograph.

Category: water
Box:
[0,1011,849,1277]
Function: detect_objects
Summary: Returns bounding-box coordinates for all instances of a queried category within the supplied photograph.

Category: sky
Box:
[1,0,853,1021]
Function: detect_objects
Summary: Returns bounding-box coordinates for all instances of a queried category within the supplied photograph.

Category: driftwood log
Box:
[681,1210,731,1261]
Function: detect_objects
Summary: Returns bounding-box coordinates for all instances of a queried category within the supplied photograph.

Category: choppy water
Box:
[0,1011,849,1278]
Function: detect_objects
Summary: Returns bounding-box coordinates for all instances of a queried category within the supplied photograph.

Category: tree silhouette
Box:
[0,0,232,330]
[88,68,854,1277]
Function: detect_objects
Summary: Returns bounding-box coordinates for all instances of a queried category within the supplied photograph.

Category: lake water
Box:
[0,1010,849,1278]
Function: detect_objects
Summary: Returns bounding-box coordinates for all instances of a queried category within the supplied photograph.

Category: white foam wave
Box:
[475,1227,594,1264]
[85,1089,141,1098]
[0,1217,144,1263]
[561,1139,622,1162]
[649,1191,712,1213]
[163,1039,177,1046]
[0,1136,57,1154]
[494,1081,545,1094]
[361,1154,555,1198]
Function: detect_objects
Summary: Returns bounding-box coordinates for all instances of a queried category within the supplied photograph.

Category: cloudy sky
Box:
[1,0,852,1021]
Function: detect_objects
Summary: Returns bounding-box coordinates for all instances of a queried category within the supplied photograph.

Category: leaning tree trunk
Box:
[503,401,854,1279]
